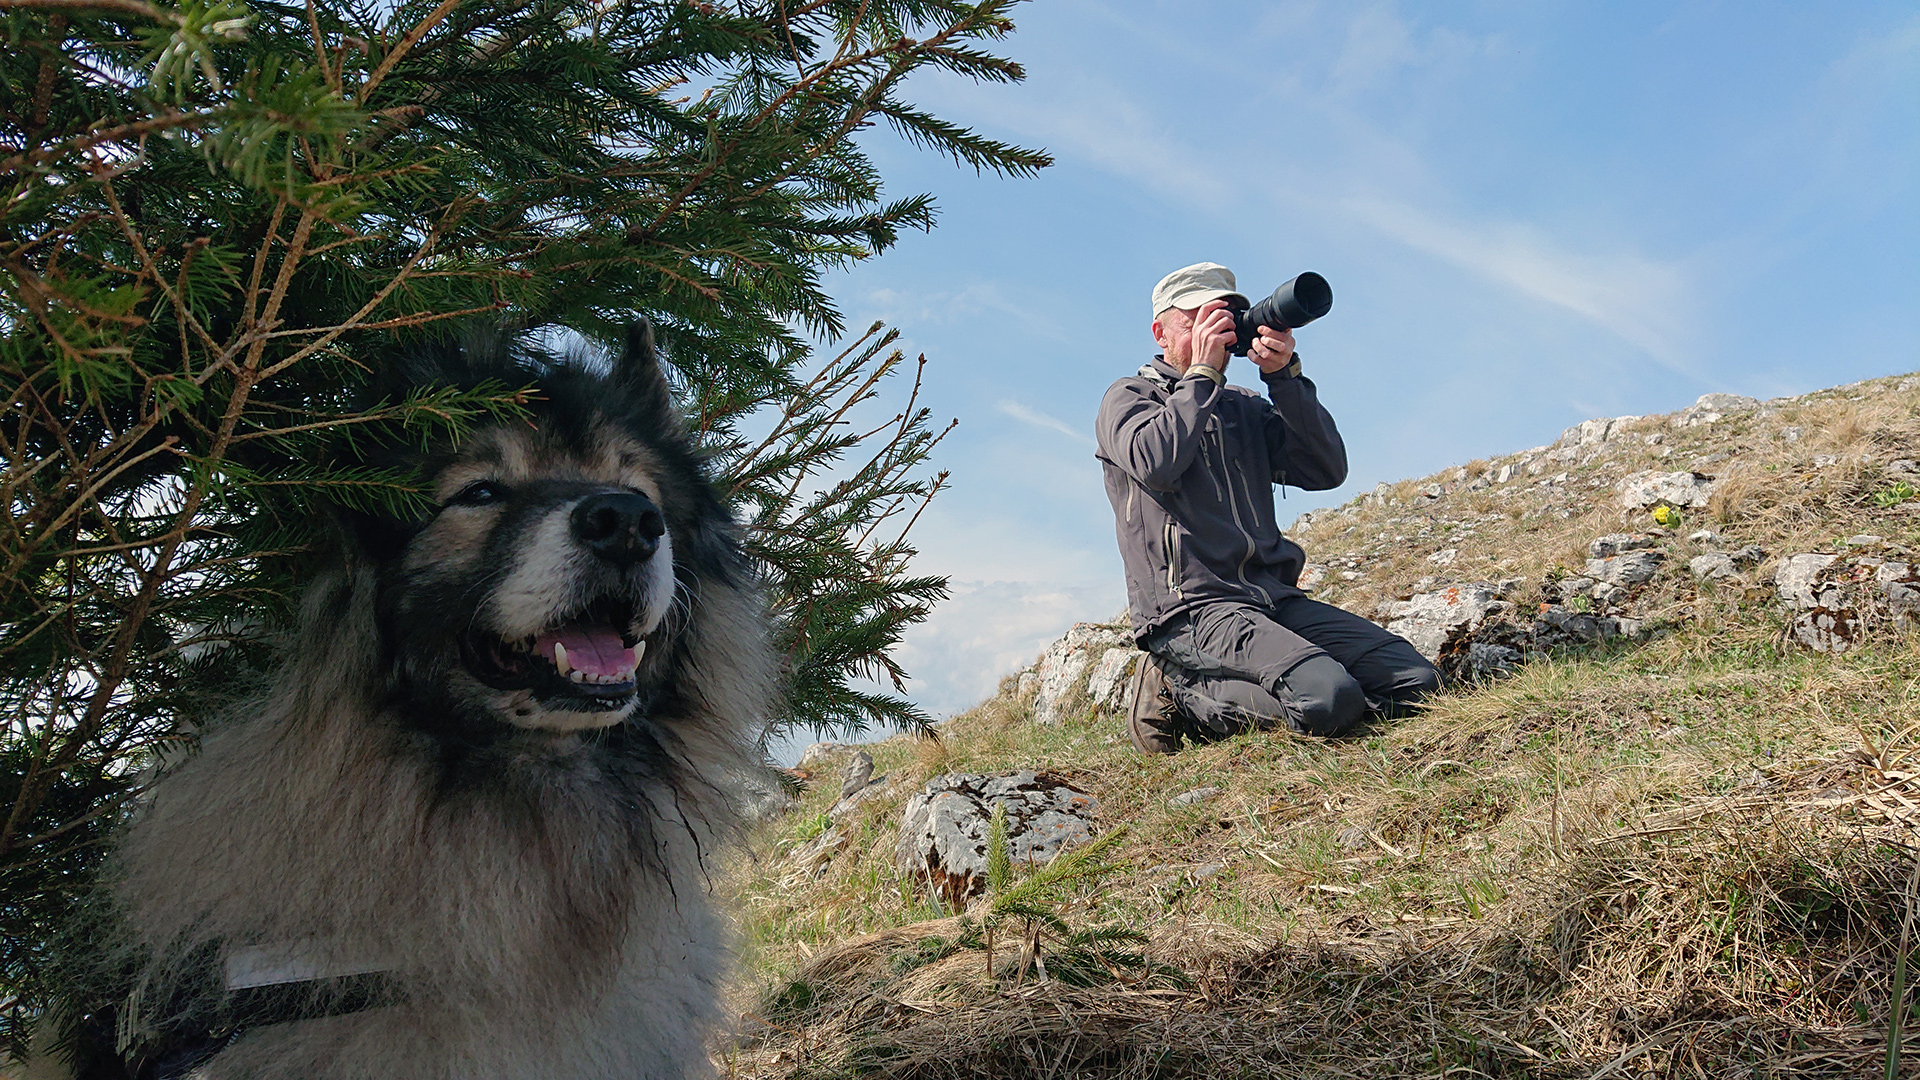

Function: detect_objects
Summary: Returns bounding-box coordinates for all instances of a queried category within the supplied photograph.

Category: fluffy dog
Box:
[51,325,774,1079]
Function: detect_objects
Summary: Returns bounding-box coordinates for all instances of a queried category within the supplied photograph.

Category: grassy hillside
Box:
[718,374,1920,1079]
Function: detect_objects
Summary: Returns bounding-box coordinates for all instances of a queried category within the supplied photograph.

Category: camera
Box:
[1227,272,1332,356]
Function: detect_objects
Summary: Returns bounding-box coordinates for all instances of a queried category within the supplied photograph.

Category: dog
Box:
[44,324,775,1079]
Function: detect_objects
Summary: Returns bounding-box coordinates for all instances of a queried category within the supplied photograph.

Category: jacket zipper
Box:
[1223,435,1273,607]
[1164,521,1182,598]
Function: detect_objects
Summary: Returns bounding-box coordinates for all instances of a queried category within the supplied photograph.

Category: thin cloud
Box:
[997,399,1096,446]
[1340,196,1698,374]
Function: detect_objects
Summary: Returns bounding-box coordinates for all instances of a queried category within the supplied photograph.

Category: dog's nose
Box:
[571,492,666,565]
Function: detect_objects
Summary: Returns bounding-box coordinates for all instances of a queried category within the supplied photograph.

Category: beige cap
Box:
[1151,262,1248,319]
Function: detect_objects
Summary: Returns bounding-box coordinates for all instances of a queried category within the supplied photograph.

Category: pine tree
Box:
[0,0,1048,1047]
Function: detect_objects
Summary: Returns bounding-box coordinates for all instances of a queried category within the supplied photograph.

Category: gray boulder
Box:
[1690,553,1737,581]
[1774,555,1920,654]
[1774,553,1841,609]
[1028,623,1131,724]
[896,772,1099,909]
[1466,641,1523,678]
[1559,416,1642,446]
[1878,562,1920,630]
[1537,605,1643,644]
[839,750,875,799]
[1674,393,1759,427]
[1379,584,1505,660]
[796,741,856,774]
[1086,647,1142,713]
[1588,533,1657,559]
[1618,470,1717,509]
[1586,550,1666,586]
[1788,607,1860,653]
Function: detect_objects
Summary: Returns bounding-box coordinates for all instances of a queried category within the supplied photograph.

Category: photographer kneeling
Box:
[1095,263,1439,753]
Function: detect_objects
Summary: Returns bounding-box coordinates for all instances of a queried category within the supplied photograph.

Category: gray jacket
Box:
[1095,357,1348,642]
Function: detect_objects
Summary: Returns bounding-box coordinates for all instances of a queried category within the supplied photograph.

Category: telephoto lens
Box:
[1229,272,1332,356]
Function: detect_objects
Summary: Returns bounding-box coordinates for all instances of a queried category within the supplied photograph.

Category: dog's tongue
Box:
[537,626,636,677]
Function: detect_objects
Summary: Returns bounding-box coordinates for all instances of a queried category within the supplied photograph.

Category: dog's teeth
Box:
[569,670,587,683]
[633,640,646,662]
[553,641,571,675]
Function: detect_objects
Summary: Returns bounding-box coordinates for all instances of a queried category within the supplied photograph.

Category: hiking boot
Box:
[1126,652,1182,754]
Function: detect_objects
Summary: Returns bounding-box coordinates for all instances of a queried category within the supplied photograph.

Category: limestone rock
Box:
[1559,575,1598,598]
[1775,553,1841,609]
[1774,555,1920,654]
[1618,471,1717,510]
[1789,607,1860,653]
[796,742,855,775]
[1877,563,1920,630]
[1690,553,1737,581]
[786,826,849,883]
[1674,393,1759,427]
[1168,786,1222,807]
[1588,533,1657,559]
[1029,622,1130,725]
[830,772,896,820]
[1086,647,1142,713]
[896,772,1099,909]
[1467,642,1523,678]
[1586,550,1666,586]
[1559,415,1642,446]
[1379,584,1505,660]
[839,750,875,799]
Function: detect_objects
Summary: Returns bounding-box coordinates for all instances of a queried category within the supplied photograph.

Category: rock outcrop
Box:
[1618,471,1717,510]
[896,771,1098,909]
[1774,546,1920,653]
[1016,621,1138,724]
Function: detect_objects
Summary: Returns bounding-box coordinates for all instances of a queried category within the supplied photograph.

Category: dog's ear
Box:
[613,318,674,429]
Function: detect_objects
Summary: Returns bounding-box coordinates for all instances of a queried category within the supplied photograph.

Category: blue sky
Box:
[802,0,1920,732]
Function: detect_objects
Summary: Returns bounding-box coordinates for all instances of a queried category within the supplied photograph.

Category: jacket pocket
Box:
[1164,521,1183,598]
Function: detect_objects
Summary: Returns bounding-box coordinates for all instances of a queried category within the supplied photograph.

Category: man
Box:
[1095,262,1439,753]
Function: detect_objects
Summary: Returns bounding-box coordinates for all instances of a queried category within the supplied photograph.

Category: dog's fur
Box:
[63,327,774,1078]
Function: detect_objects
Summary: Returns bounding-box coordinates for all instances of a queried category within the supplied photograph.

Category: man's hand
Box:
[1249,325,1296,373]
[1189,299,1237,375]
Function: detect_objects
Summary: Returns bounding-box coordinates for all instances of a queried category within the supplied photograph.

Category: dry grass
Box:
[719,373,1920,1079]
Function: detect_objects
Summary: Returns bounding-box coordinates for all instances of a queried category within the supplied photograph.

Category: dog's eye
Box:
[447,480,508,507]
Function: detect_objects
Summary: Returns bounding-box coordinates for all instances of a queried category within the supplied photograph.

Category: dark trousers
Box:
[1145,597,1440,738]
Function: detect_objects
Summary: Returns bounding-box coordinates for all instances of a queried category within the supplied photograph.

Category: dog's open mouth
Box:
[463,596,644,709]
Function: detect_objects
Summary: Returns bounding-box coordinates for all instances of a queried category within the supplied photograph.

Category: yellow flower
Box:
[1652,505,1680,527]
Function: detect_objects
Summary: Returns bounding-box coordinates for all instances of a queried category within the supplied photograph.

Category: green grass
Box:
[720,372,1920,1079]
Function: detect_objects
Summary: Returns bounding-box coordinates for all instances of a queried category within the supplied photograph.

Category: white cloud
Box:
[853,279,1076,345]
[888,578,1125,718]
[761,578,1123,765]
[997,399,1096,445]
[915,67,1237,211]
[1339,196,1698,372]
